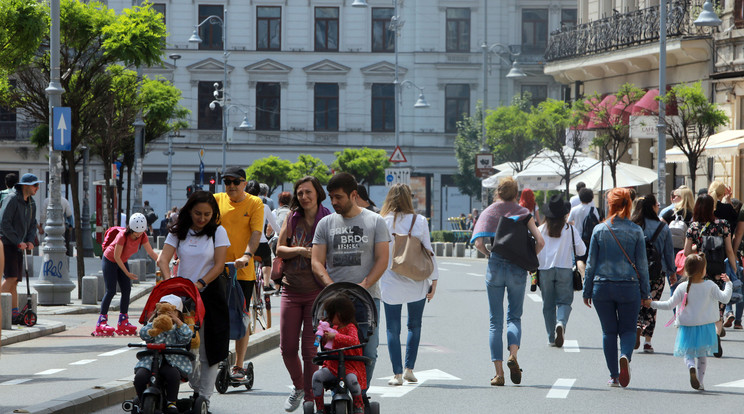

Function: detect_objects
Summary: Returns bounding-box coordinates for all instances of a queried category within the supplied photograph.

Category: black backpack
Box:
[645,224,665,280]
[700,223,726,276]
[581,207,601,246]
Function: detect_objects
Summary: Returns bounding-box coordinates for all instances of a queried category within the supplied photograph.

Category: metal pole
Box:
[657,0,668,206]
[393,0,400,151]
[166,134,173,210]
[81,146,93,257]
[132,67,145,216]
[221,7,228,192]
[36,0,74,304]
[481,0,489,210]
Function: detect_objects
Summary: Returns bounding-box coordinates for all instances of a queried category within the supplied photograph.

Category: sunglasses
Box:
[223,178,244,186]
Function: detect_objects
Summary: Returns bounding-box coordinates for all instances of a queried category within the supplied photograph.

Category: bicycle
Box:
[249,257,272,334]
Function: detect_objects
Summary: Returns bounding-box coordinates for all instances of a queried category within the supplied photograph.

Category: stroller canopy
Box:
[311,282,378,342]
[139,277,205,325]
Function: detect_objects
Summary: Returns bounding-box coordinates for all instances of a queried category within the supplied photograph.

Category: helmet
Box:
[129,213,148,233]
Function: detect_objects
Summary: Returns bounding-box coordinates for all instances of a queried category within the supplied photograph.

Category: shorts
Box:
[2,243,23,280]
[238,280,255,306]
[255,242,272,266]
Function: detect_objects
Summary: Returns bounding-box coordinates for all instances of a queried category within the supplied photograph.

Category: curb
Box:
[21,325,281,414]
[1,321,66,346]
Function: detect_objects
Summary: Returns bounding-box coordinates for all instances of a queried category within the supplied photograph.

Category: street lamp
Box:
[189,9,229,190]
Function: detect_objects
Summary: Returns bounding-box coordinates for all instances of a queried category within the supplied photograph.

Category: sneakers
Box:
[608,377,620,387]
[554,323,565,348]
[403,368,418,383]
[284,387,304,412]
[388,374,403,386]
[643,343,654,354]
[618,355,630,387]
[724,312,735,328]
[230,366,246,380]
[735,323,743,330]
[490,375,505,386]
[689,367,700,390]
[506,355,522,385]
[634,327,642,350]
[165,402,178,414]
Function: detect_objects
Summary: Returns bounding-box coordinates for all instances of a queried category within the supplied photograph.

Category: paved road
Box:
[83,257,744,413]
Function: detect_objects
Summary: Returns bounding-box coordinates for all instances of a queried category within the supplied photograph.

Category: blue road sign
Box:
[53,107,72,151]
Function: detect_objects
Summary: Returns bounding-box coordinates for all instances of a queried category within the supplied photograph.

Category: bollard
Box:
[1,292,11,330]
[95,273,105,301]
[157,236,165,250]
[146,257,156,278]
[445,243,453,257]
[455,243,466,257]
[18,292,39,310]
[434,243,444,257]
[128,260,142,285]
[82,275,98,305]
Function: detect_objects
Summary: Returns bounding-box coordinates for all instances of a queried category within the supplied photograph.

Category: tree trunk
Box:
[688,155,698,195]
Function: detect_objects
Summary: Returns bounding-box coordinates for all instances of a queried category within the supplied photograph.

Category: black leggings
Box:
[134,362,181,402]
[100,257,131,315]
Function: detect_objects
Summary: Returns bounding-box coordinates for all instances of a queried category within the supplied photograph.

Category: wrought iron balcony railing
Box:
[546,0,707,62]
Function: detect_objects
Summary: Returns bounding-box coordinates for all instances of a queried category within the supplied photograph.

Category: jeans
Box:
[538,267,574,342]
[384,298,426,374]
[362,298,380,389]
[280,288,319,401]
[100,257,131,315]
[592,281,641,378]
[485,252,526,361]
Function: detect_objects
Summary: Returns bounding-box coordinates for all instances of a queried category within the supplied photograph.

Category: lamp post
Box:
[189,9,228,190]
[209,89,253,188]
[165,53,181,211]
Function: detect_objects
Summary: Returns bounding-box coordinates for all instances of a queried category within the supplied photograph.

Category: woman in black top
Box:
[710,181,738,229]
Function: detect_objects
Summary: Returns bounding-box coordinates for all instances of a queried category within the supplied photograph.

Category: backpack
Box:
[581,207,600,246]
[668,213,688,250]
[700,224,726,276]
[101,226,125,251]
[645,224,665,280]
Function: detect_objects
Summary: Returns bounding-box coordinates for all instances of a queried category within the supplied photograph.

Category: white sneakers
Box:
[284,387,304,412]
[388,374,403,386]
[403,368,418,383]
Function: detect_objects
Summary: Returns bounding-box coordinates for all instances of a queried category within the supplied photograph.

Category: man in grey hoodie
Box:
[0,173,41,324]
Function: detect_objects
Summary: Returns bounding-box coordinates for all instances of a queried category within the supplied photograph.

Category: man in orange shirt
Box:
[213,166,264,380]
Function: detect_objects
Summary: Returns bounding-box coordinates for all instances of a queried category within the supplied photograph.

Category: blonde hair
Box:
[708,181,726,205]
[674,186,694,215]
[497,177,519,202]
[380,183,415,219]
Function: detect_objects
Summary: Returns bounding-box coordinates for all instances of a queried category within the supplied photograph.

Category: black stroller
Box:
[303,282,380,414]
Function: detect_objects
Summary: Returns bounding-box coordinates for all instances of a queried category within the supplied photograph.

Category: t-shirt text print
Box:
[330,225,369,266]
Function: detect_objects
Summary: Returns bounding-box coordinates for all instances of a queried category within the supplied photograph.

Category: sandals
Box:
[506,356,522,385]
[490,375,505,386]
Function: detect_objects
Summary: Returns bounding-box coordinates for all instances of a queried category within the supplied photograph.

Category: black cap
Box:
[222,166,246,180]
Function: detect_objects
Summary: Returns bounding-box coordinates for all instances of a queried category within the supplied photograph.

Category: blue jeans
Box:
[592,281,641,378]
[538,267,574,342]
[361,298,380,389]
[485,252,527,361]
[384,299,426,375]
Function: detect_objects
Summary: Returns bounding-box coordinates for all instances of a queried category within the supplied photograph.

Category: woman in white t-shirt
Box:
[157,190,230,405]
[379,184,438,386]
[536,195,586,348]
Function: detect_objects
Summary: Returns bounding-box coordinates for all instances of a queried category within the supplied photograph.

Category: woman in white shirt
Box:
[157,190,230,405]
[379,184,438,386]
[537,195,586,348]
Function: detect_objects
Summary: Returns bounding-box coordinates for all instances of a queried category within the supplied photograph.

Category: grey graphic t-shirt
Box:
[313,208,390,299]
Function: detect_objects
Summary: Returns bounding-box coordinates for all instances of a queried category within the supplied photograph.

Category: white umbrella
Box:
[562,160,657,191]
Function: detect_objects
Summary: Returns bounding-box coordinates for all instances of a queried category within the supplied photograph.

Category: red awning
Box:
[632,89,659,115]
[586,95,616,129]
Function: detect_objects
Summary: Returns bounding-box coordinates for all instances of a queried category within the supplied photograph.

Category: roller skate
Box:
[91,314,116,337]
[115,313,138,336]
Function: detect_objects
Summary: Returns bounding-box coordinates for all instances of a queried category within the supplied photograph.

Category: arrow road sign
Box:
[52,107,71,151]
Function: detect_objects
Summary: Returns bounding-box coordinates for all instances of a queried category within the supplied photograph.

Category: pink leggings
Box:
[280,288,320,401]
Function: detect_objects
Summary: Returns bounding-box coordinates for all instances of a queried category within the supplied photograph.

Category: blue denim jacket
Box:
[583,217,651,300]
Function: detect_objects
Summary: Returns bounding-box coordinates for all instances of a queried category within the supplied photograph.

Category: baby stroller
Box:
[121,277,207,414]
[303,282,380,414]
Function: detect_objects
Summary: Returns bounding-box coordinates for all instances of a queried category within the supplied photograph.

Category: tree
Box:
[246,156,292,196]
[529,98,589,197]
[485,93,542,173]
[453,101,485,199]
[659,82,728,193]
[0,0,46,94]
[288,154,331,184]
[331,148,390,185]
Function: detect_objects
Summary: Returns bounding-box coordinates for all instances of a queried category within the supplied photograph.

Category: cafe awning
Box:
[666,130,744,163]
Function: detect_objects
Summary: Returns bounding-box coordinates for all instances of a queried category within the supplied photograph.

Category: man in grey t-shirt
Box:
[312,172,390,390]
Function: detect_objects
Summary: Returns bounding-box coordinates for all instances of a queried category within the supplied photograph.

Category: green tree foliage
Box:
[246,156,293,195]
[288,154,331,184]
[659,82,728,193]
[485,93,542,173]
[331,148,390,185]
[454,101,485,199]
[0,0,46,98]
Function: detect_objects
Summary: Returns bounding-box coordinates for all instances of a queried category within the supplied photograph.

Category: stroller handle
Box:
[317,343,365,356]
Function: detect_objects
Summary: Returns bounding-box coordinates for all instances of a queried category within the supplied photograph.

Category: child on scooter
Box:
[134,295,193,414]
[311,295,367,414]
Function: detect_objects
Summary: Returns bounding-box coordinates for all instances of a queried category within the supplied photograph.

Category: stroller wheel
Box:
[193,395,209,414]
[215,362,229,394]
[303,401,315,414]
[23,311,37,327]
[121,400,134,412]
[244,362,254,390]
[333,400,349,414]
[369,401,380,414]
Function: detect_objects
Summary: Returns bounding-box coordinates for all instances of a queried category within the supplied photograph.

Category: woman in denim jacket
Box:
[583,188,651,388]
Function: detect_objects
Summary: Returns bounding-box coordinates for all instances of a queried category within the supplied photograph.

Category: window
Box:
[736,0,744,28]
[257,6,281,51]
[371,84,395,132]
[522,9,548,54]
[152,3,166,25]
[372,8,394,52]
[445,84,469,133]
[314,83,339,131]
[198,5,223,51]
[0,80,15,140]
[521,85,548,108]
[315,7,339,52]
[446,8,470,52]
[198,81,222,130]
[256,82,280,131]
[561,9,577,29]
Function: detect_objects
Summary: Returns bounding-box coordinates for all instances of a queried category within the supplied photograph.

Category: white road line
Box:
[440,262,471,266]
[528,293,542,303]
[563,340,580,353]
[467,273,483,277]
[69,359,97,365]
[438,268,450,272]
[98,347,131,357]
[716,379,744,388]
[0,379,32,385]
[546,378,575,398]
[370,369,460,398]
[35,368,66,375]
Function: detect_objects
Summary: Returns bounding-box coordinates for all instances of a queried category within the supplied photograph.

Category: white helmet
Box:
[129,213,148,233]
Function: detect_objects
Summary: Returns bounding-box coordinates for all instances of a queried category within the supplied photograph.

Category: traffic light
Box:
[209,177,216,193]
[187,185,194,198]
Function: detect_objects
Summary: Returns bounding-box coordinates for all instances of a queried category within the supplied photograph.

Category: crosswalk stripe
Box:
[528,293,542,303]
[0,379,32,385]
[70,359,97,365]
[467,273,483,277]
[546,378,575,398]
[440,262,471,266]
[563,340,580,352]
[35,369,66,375]
[98,347,131,357]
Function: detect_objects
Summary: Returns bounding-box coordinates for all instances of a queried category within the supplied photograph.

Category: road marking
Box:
[438,268,450,272]
[98,347,131,357]
[70,359,97,365]
[716,379,744,388]
[546,378,575,398]
[528,293,542,302]
[440,262,471,267]
[35,368,66,375]
[467,273,483,277]
[563,340,580,353]
[369,369,460,398]
[1,379,32,385]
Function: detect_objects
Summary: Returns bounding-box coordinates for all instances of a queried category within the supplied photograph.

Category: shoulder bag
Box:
[604,222,641,280]
[570,225,583,291]
[391,214,435,281]
[491,214,539,272]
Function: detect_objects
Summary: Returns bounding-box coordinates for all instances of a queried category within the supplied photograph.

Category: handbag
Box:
[391,214,435,281]
[490,214,539,272]
[570,225,583,291]
[225,268,249,340]
[270,256,284,282]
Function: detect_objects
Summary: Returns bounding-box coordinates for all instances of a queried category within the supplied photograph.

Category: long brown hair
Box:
[545,216,567,238]
[683,253,707,307]
[380,184,415,221]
